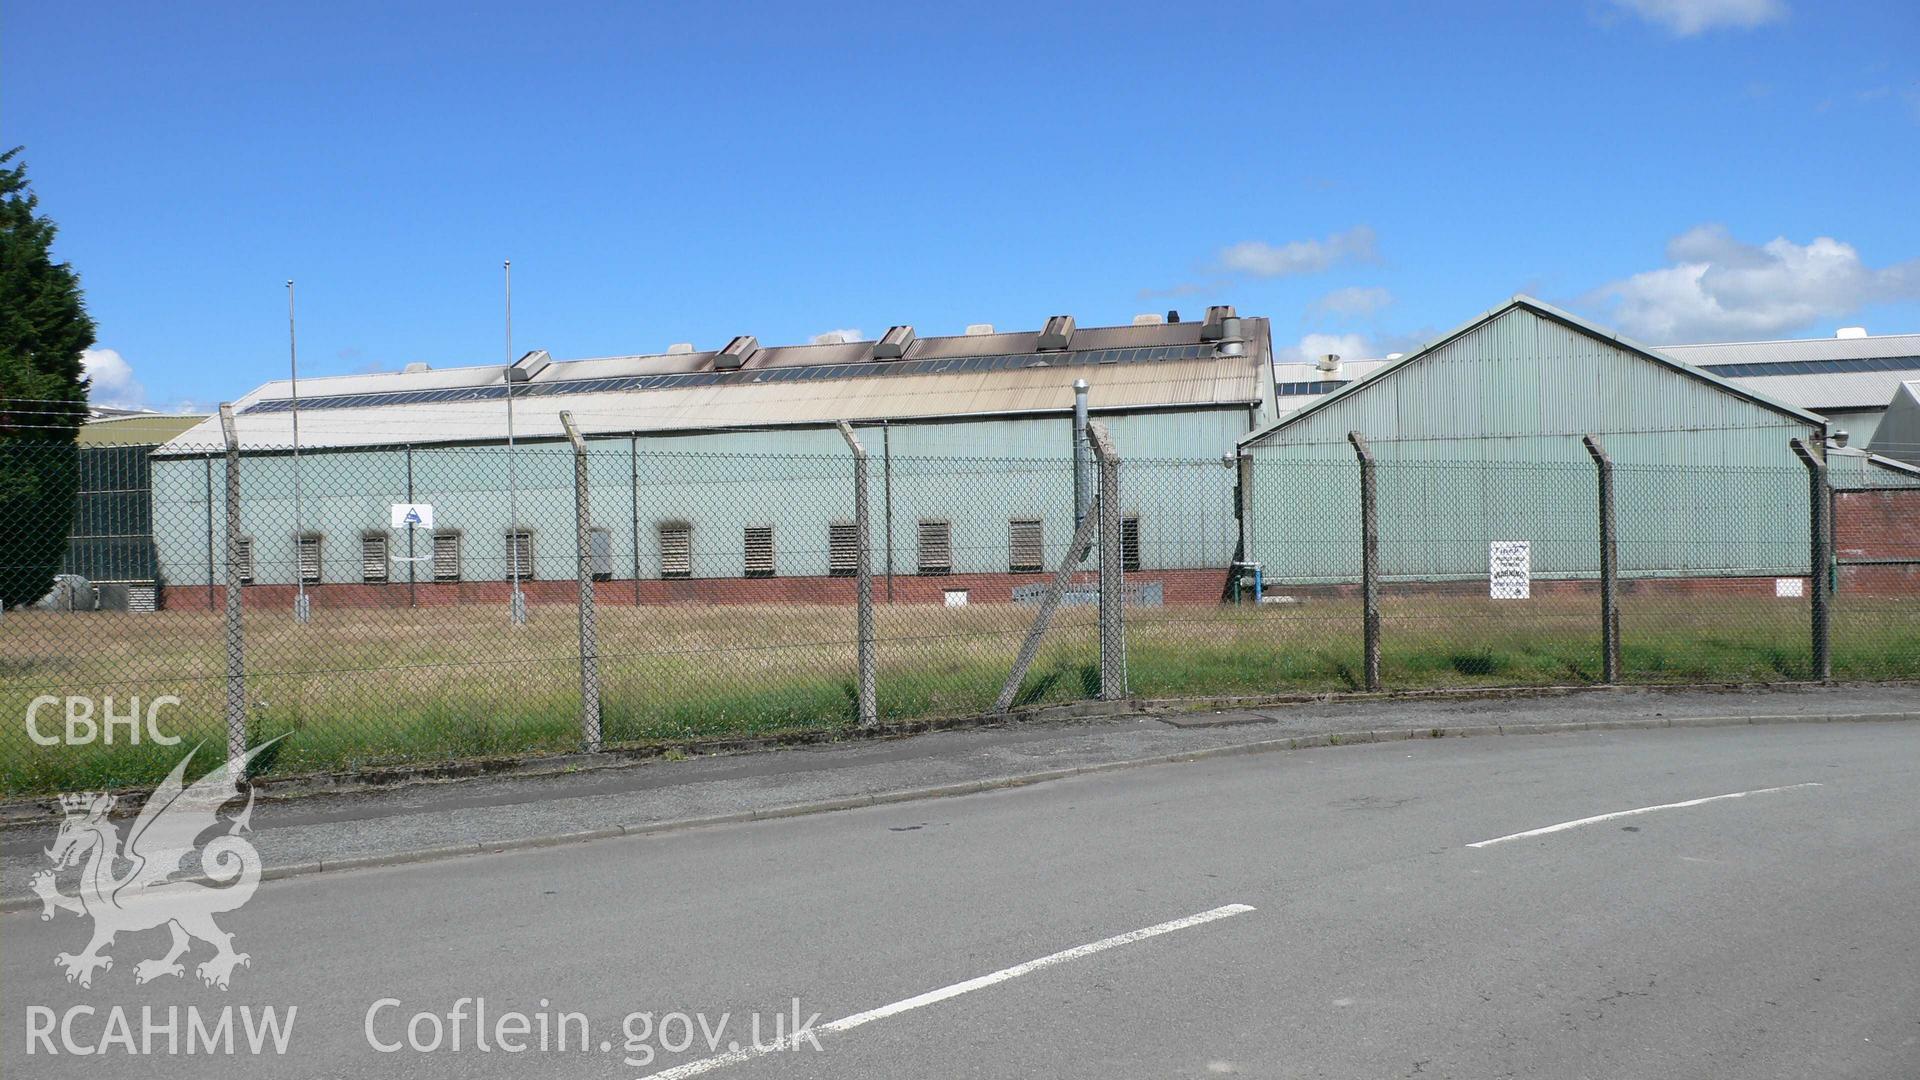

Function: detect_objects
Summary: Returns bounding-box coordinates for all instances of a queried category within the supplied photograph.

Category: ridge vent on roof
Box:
[508,349,551,382]
[713,336,758,370]
[1038,315,1075,351]
[873,325,915,360]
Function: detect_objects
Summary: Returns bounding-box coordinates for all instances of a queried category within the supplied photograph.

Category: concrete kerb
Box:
[2,707,1912,914]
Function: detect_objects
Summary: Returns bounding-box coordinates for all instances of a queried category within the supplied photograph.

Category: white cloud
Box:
[1612,0,1786,35]
[1310,286,1394,319]
[81,348,147,410]
[1279,332,1376,366]
[1216,226,1378,278]
[1591,224,1920,342]
[810,329,863,345]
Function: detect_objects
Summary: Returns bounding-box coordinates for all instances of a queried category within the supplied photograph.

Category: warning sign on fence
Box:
[1489,540,1531,600]
[390,503,435,529]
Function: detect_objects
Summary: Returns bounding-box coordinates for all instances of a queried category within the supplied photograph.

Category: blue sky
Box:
[5,0,1917,410]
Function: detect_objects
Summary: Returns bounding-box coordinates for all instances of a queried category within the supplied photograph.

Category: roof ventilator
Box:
[507,349,551,383]
[965,323,995,336]
[873,325,915,360]
[1132,313,1164,326]
[1038,315,1075,352]
[1199,305,1237,342]
[667,342,695,355]
[713,336,758,370]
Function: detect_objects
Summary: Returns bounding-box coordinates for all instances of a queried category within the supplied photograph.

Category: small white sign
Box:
[390,503,435,529]
[1775,577,1805,598]
[1489,540,1531,600]
[943,589,970,607]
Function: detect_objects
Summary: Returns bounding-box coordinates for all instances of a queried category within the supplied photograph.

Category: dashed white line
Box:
[1466,783,1823,848]
[637,903,1257,1079]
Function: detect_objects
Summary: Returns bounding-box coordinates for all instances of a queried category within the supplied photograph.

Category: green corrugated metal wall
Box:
[1245,305,1825,583]
[148,408,1252,586]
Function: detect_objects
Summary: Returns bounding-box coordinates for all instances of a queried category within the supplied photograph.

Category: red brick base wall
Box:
[1835,489,1920,561]
[167,569,1238,610]
[1263,576,1813,602]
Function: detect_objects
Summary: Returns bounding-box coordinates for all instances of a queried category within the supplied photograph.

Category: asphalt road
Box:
[3,721,1916,1079]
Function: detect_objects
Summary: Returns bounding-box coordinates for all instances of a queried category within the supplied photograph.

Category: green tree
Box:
[0,147,96,608]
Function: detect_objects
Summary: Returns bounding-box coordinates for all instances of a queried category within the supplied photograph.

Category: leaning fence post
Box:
[995,498,1102,713]
[561,412,602,751]
[1788,437,1832,680]
[836,421,877,727]
[218,404,247,770]
[1582,434,1622,683]
[1088,421,1126,699]
[1347,431,1381,692]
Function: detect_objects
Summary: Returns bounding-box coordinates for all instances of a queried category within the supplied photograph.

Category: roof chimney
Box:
[713,335,758,370]
[964,323,995,336]
[1836,326,1868,339]
[1200,305,1238,342]
[873,325,916,359]
[1166,309,1181,324]
[1038,314,1076,351]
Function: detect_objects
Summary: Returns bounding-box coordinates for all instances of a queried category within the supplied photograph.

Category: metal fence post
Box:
[837,422,877,727]
[218,405,247,770]
[1088,421,1126,699]
[1236,449,1255,601]
[203,457,217,611]
[1789,437,1832,681]
[1582,434,1621,683]
[1347,431,1381,692]
[561,412,602,751]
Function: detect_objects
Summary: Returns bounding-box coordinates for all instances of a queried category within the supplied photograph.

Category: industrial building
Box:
[40,297,1911,610]
[146,310,1277,603]
[1239,297,1917,587]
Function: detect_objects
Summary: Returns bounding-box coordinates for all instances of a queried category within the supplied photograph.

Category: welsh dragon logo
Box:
[31,741,278,991]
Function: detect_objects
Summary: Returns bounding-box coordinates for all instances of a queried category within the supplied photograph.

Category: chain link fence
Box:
[2,425,1916,796]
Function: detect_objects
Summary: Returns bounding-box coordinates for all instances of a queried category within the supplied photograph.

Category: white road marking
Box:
[637,903,1257,1079]
[1466,783,1822,848]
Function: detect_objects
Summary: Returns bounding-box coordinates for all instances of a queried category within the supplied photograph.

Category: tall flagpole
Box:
[505,259,524,623]
[288,279,310,623]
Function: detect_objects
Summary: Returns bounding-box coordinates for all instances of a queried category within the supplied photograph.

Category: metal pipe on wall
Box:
[1073,379,1091,532]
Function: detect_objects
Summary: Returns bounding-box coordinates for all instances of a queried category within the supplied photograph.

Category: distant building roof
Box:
[1661,331,1920,411]
[78,412,208,446]
[161,317,1272,451]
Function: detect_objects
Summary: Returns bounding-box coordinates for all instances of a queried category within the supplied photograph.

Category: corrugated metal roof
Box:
[1660,331,1920,410]
[161,318,1269,451]
[1707,369,1920,411]
[1660,332,1920,366]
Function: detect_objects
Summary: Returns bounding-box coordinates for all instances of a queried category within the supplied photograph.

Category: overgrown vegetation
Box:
[3,594,1914,795]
